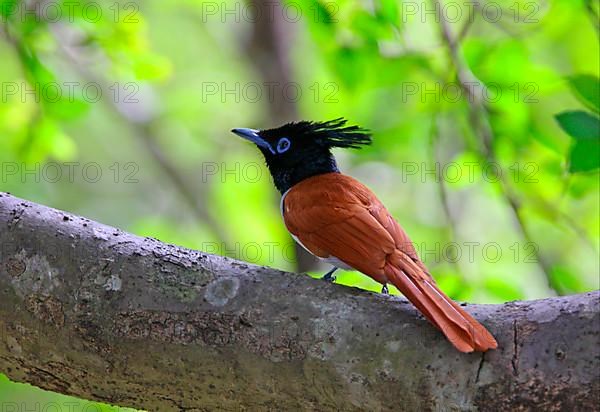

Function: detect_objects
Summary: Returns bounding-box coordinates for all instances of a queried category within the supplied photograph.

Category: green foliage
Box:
[555,74,600,173]
[556,110,600,172]
[0,373,136,411]
[0,0,598,407]
[484,276,526,302]
[568,75,600,113]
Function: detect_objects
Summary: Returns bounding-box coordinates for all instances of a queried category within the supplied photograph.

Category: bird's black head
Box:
[231,118,371,194]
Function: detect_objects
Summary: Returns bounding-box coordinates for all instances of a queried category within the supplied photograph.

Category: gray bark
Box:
[0,192,598,411]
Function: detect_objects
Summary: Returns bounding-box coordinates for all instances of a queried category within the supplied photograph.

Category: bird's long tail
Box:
[385,252,497,353]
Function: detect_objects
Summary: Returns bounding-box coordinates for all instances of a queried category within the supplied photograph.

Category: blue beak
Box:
[231,128,275,154]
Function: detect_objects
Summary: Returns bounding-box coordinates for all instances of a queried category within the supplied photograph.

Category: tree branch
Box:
[0,192,598,411]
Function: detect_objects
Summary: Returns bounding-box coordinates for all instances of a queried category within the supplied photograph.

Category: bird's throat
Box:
[268,155,339,194]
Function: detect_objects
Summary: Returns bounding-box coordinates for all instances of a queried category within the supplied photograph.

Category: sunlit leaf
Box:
[568,74,600,113]
[377,0,399,27]
[29,118,76,161]
[351,10,390,43]
[133,53,173,81]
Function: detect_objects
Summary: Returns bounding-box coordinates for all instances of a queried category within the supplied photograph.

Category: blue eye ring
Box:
[276,137,291,153]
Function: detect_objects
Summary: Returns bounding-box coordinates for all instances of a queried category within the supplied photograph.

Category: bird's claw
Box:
[321,267,338,283]
[322,273,336,282]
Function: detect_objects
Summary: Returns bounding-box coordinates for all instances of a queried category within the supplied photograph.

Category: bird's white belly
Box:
[321,255,354,270]
[289,232,353,269]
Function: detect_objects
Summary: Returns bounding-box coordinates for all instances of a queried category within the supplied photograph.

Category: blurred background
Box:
[0,0,598,408]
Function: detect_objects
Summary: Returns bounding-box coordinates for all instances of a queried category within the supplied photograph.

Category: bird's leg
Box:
[321,267,338,282]
[381,284,389,294]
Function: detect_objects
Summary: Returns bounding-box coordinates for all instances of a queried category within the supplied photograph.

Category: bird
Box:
[231,118,498,353]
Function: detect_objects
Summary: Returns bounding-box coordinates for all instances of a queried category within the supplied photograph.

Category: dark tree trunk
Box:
[242,0,317,273]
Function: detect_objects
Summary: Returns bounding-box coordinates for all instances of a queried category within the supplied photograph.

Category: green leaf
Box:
[555,111,600,140]
[555,111,600,172]
[351,10,389,43]
[569,138,600,172]
[568,74,600,113]
[377,0,399,27]
[556,111,600,173]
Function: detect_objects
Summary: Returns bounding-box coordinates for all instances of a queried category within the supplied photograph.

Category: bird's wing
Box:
[282,173,396,280]
[283,173,426,279]
[283,172,497,353]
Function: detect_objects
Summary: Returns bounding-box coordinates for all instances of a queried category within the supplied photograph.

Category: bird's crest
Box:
[261,118,372,149]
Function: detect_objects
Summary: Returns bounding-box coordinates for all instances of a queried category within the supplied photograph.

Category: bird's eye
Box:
[276,137,291,154]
